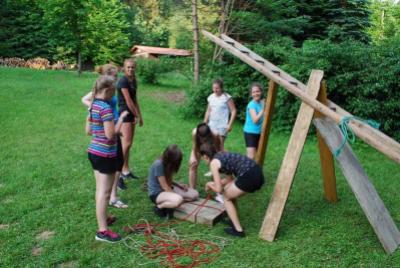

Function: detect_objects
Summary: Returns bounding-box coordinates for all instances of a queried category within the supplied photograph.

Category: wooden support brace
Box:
[255,80,278,166]
[259,70,323,242]
[314,118,400,254]
[314,81,338,203]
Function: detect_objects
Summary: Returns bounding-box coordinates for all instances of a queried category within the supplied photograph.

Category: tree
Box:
[192,0,200,83]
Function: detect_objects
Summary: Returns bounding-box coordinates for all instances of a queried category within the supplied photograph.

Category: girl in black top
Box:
[117,59,143,181]
[200,143,265,237]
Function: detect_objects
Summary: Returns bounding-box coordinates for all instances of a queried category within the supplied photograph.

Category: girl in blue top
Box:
[243,83,265,159]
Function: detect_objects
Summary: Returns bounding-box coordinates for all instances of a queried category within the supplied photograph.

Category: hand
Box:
[189,158,198,167]
[205,182,214,192]
[139,117,144,127]
[120,110,129,119]
[227,125,233,132]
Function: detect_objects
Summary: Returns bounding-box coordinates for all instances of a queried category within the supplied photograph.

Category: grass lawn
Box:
[0,67,400,267]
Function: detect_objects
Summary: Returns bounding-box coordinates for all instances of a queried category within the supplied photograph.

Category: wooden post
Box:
[255,80,278,166]
[314,81,338,203]
[259,70,323,242]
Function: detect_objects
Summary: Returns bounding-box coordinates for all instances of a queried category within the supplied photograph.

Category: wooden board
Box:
[314,81,338,203]
[314,118,400,254]
[255,80,278,166]
[174,198,226,226]
[259,70,323,242]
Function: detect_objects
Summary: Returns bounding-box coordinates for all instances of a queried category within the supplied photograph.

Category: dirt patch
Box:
[32,246,42,256]
[57,261,79,268]
[36,230,55,241]
[0,224,9,229]
[147,91,185,103]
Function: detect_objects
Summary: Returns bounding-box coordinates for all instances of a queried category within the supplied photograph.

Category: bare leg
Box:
[120,122,135,173]
[223,181,246,232]
[188,151,200,189]
[94,171,114,231]
[156,192,184,209]
[173,186,199,201]
[246,147,257,160]
[110,171,119,202]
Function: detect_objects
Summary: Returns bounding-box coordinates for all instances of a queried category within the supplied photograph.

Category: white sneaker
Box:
[215,193,224,204]
[204,171,212,177]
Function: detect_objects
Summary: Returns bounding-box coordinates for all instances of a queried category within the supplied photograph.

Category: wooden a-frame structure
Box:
[202,30,400,254]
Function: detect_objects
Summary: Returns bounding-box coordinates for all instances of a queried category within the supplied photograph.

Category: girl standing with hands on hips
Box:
[86,75,129,243]
[243,83,265,159]
[117,59,143,186]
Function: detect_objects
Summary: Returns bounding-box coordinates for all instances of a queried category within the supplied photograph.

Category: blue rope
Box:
[333,116,380,158]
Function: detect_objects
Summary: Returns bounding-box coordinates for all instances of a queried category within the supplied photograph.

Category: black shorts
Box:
[235,165,265,193]
[149,192,161,204]
[116,136,123,172]
[120,109,135,123]
[88,153,117,174]
[244,132,261,148]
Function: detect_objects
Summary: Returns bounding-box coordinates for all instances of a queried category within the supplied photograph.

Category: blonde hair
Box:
[92,75,116,98]
[97,63,118,77]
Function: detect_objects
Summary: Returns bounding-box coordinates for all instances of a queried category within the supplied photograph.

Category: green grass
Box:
[0,67,399,267]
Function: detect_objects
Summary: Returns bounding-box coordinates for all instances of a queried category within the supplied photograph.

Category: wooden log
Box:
[314,81,338,203]
[203,30,400,164]
[174,198,226,226]
[314,118,400,254]
[259,70,323,241]
[255,80,278,166]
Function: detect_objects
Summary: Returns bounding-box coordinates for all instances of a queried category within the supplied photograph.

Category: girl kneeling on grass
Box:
[199,143,265,238]
[87,75,128,243]
[148,145,199,218]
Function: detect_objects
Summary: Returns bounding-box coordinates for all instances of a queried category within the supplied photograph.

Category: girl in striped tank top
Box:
[86,75,128,243]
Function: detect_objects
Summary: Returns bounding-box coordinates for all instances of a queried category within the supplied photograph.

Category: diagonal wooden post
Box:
[255,80,278,166]
[314,81,338,203]
[259,70,323,242]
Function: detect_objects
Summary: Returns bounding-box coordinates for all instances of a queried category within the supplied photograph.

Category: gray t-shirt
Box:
[147,159,164,196]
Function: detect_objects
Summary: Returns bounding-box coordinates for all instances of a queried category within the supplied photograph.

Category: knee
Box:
[172,195,184,208]
[188,189,199,200]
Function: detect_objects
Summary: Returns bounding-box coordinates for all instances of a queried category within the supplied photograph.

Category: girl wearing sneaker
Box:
[87,75,128,243]
[148,145,199,218]
[199,143,265,238]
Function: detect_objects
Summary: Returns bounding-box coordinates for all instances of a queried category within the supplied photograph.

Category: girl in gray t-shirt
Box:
[147,145,199,218]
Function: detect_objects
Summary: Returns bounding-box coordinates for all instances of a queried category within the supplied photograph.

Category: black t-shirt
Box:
[117,75,137,112]
[214,152,256,177]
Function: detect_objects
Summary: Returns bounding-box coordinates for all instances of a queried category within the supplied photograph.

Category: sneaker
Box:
[204,171,212,177]
[95,230,121,243]
[121,171,139,180]
[222,217,233,227]
[165,208,175,220]
[215,193,224,204]
[224,226,246,238]
[154,206,167,218]
[117,176,127,190]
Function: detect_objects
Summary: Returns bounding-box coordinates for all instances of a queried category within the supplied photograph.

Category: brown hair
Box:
[91,75,116,98]
[249,82,263,95]
[195,123,221,153]
[161,144,183,185]
[212,78,224,92]
[199,143,218,159]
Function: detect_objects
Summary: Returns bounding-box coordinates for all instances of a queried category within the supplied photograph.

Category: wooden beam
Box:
[314,118,400,254]
[314,81,338,203]
[259,70,323,241]
[255,80,278,166]
[202,30,400,164]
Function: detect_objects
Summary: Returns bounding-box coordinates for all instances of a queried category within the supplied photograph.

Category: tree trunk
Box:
[77,51,82,76]
[192,0,200,83]
[213,0,235,62]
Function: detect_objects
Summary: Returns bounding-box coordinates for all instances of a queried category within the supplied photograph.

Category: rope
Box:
[122,194,229,268]
[334,116,380,158]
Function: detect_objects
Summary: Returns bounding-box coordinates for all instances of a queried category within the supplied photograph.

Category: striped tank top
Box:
[87,99,117,158]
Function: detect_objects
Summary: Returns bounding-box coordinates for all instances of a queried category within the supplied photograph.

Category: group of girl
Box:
[84,60,267,243]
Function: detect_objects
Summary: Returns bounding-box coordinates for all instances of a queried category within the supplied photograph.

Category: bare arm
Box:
[227,99,237,131]
[158,176,174,192]
[121,88,139,116]
[134,99,144,126]
[205,159,223,193]
[81,92,93,107]
[249,108,264,124]
[203,104,211,123]
[85,115,91,135]
[114,111,129,134]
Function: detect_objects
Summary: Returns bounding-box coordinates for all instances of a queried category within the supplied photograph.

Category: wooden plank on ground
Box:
[174,198,225,226]
[259,70,324,242]
[256,80,278,166]
[314,118,400,254]
[314,81,338,203]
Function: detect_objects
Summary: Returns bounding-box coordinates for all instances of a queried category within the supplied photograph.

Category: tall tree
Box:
[192,0,200,83]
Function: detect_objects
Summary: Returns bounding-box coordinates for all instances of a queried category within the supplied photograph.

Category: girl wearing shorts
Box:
[87,75,128,243]
[200,143,265,238]
[148,145,199,218]
[82,64,128,208]
[204,79,237,151]
[243,83,265,159]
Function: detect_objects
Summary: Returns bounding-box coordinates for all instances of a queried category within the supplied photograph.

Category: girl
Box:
[243,83,265,159]
[87,75,128,243]
[148,145,199,218]
[199,143,265,238]
[204,79,237,151]
[117,59,143,182]
[82,64,128,208]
